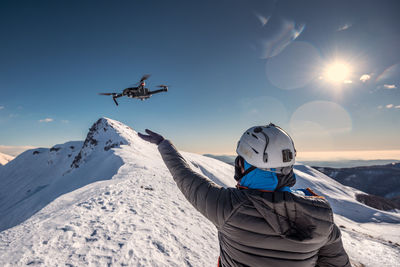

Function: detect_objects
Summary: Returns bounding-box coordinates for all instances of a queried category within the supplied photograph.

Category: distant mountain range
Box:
[313,163,400,199]
[313,163,400,211]
[300,159,400,168]
[204,154,400,168]
[203,154,236,165]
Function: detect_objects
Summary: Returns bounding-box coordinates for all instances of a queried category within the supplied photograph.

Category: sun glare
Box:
[324,62,351,83]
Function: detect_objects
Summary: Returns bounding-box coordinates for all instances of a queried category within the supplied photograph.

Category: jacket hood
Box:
[244,190,334,242]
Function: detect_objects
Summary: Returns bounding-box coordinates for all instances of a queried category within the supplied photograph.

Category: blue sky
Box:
[1,0,399,158]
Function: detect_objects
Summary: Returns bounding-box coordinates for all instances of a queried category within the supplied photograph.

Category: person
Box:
[139,124,351,267]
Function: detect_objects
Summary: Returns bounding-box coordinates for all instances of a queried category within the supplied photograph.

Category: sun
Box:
[324,62,351,83]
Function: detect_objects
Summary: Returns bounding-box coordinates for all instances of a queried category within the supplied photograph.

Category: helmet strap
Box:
[238,165,257,180]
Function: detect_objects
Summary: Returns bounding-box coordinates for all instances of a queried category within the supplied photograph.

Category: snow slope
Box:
[0,118,399,266]
[0,152,14,166]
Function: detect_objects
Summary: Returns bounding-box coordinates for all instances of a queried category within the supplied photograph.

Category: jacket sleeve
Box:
[316,224,351,267]
[158,140,241,228]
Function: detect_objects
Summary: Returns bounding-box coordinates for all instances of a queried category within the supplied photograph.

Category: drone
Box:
[99,74,168,106]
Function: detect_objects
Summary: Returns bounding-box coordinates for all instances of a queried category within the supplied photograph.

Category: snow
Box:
[0,117,399,266]
[0,152,14,166]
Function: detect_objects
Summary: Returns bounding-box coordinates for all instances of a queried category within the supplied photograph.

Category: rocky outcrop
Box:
[70,118,130,169]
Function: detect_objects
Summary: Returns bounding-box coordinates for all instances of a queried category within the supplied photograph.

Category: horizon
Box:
[1,116,400,162]
[1,0,399,158]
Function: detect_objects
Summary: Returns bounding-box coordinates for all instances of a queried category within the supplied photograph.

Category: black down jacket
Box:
[158,140,351,267]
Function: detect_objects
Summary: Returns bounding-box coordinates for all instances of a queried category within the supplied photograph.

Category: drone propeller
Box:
[140,74,151,83]
[157,84,169,89]
[98,93,117,96]
[156,84,168,92]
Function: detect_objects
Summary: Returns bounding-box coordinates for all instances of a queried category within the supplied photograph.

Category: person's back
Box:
[215,188,348,266]
[139,124,351,266]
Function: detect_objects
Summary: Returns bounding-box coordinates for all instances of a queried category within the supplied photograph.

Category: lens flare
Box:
[324,62,351,83]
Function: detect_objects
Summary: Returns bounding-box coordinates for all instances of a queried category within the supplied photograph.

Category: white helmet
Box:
[236,123,296,170]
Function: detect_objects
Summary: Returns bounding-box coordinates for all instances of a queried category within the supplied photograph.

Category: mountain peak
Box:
[70,118,135,169]
[94,117,136,134]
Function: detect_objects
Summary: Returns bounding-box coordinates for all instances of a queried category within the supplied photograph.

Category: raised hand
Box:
[138,129,165,145]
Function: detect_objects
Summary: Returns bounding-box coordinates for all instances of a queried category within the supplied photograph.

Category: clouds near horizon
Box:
[0,145,36,156]
[39,118,54,123]
[383,84,397,89]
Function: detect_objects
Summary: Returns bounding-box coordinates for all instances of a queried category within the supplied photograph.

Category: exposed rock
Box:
[70,118,129,169]
[71,153,82,168]
[104,143,119,151]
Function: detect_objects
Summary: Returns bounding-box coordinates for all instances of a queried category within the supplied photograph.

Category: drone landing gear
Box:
[113,97,119,106]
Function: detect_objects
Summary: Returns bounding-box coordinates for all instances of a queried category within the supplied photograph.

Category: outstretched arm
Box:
[138,130,241,227]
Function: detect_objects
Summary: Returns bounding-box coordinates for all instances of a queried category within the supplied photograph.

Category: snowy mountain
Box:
[313,164,400,199]
[203,154,236,165]
[0,152,14,166]
[1,118,399,266]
